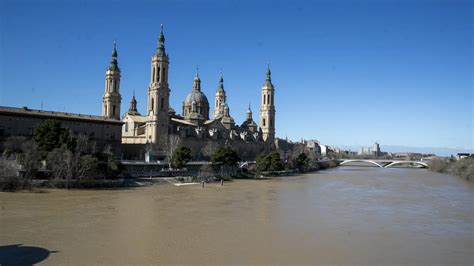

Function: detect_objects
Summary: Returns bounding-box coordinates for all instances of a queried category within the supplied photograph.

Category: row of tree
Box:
[1,120,121,189]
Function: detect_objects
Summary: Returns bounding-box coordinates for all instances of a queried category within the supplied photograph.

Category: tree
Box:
[211,146,240,176]
[293,152,309,172]
[19,141,41,186]
[166,134,181,169]
[268,151,284,171]
[211,146,240,167]
[174,145,192,169]
[2,136,27,157]
[46,135,101,187]
[202,141,218,160]
[101,144,121,178]
[255,151,284,172]
[255,152,271,172]
[33,120,75,155]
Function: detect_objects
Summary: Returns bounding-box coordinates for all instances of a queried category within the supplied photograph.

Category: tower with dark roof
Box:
[213,73,227,118]
[260,64,276,143]
[102,41,122,120]
[146,25,170,145]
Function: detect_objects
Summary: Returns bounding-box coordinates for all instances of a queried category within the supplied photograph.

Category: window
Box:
[112,105,116,115]
[125,122,128,132]
[114,81,117,92]
[270,118,273,127]
[151,98,154,112]
[161,98,164,111]
[263,95,266,105]
[263,118,266,127]
[152,67,156,82]
[157,67,161,82]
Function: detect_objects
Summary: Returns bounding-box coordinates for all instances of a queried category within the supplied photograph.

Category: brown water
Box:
[1,167,473,265]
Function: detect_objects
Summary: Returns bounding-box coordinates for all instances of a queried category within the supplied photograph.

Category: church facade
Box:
[0,27,276,161]
[113,27,277,160]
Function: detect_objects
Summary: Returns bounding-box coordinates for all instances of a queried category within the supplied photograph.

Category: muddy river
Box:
[1,167,473,265]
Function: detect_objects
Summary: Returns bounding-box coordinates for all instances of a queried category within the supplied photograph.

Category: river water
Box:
[1,167,473,265]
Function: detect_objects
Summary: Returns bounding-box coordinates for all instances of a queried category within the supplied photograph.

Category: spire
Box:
[246,103,252,120]
[108,41,120,71]
[195,65,199,79]
[112,40,117,57]
[157,24,166,56]
[265,63,272,85]
[193,66,201,91]
[129,93,137,113]
[217,71,225,92]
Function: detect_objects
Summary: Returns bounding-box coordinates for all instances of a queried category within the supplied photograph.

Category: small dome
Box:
[184,90,209,106]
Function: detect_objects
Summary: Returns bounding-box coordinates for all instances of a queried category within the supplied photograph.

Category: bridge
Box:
[339,159,429,168]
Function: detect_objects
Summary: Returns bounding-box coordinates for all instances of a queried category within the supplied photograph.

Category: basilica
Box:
[101,26,276,159]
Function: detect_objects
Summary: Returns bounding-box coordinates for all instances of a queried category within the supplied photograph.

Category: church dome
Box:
[182,73,210,120]
[184,90,209,106]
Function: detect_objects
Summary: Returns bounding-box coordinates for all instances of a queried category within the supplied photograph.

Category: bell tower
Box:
[146,25,170,146]
[102,41,122,120]
[259,64,275,143]
[213,73,226,118]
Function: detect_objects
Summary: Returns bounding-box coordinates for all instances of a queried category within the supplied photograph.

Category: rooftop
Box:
[0,106,123,125]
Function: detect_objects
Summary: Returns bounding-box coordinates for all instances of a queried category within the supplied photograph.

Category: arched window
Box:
[151,98,154,112]
[263,118,266,127]
[114,81,118,92]
[152,67,155,82]
[161,98,164,111]
[157,67,161,82]
[267,95,270,105]
[112,105,116,115]
[125,122,129,132]
[263,95,266,105]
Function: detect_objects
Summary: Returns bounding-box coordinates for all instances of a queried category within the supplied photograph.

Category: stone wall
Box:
[121,134,271,161]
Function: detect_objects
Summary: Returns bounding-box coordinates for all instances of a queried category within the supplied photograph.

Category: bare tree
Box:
[167,134,181,169]
[202,141,218,160]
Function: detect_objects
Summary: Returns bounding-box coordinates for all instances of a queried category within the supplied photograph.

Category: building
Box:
[0,26,276,161]
[358,142,381,157]
[0,106,123,148]
[305,139,321,157]
[121,26,276,160]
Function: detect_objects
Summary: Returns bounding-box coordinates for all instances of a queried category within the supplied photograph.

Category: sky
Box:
[0,0,472,154]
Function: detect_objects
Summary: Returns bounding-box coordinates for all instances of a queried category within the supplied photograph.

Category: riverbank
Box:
[0,159,341,191]
[430,157,474,181]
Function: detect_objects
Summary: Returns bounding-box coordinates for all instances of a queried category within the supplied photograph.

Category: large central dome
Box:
[182,74,210,120]
[184,90,209,106]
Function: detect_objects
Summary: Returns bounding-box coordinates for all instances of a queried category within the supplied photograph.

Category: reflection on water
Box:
[1,167,473,265]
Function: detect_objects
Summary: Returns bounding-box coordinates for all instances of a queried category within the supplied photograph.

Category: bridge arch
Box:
[384,161,428,168]
[339,159,383,168]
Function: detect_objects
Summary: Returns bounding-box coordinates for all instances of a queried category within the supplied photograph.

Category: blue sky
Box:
[1,0,472,153]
